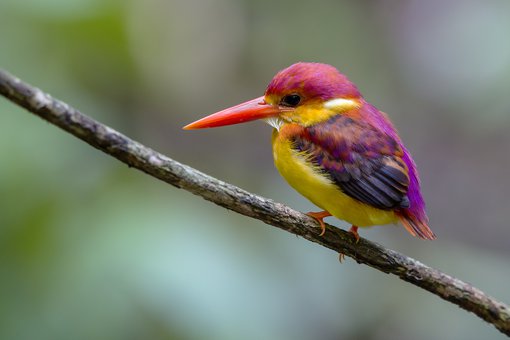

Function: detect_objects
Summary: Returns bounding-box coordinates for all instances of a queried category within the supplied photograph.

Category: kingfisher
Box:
[184,62,435,240]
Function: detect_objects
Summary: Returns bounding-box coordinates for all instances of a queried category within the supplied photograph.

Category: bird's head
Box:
[183,62,362,130]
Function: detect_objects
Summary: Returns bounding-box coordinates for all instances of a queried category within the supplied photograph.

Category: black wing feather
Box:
[293,115,410,210]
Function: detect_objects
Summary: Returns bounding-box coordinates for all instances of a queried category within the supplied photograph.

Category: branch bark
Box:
[1,69,509,336]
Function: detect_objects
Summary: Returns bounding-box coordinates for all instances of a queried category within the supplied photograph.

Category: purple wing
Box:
[292,115,410,210]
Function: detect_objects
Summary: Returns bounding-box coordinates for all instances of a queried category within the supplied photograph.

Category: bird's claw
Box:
[349,225,360,243]
[306,211,331,236]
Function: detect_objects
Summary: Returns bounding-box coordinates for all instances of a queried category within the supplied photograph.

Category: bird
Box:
[183,62,435,241]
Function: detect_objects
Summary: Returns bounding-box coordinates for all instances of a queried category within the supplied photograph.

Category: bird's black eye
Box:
[280,94,301,107]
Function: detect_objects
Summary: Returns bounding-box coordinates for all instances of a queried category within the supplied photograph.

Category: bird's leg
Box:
[338,226,360,263]
[349,225,360,243]
[306,211,332,236]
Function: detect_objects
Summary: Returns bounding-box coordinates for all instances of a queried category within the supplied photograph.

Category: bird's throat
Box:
[264,117,285,130]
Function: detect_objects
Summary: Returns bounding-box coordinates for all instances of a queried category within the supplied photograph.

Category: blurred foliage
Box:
[1,0,510,339]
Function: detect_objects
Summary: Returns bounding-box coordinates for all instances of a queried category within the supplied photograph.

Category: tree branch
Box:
[1,69,509,336]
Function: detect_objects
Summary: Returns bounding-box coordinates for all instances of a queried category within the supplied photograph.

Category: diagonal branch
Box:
[1,68,509,336]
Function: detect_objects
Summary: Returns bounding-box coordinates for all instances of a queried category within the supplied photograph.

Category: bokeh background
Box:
[1,0,510,339]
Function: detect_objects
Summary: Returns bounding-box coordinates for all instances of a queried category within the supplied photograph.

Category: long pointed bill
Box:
[183,96,280,130]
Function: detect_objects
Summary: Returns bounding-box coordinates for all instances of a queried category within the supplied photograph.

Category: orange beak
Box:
[183,96,280,130]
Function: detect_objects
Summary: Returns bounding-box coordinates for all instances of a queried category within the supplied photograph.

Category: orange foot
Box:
[306,211,332,236]
[349,225,360,243]
[339,226,360,262]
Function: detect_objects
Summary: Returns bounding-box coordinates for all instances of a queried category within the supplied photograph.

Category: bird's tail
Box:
[396,210,436,240]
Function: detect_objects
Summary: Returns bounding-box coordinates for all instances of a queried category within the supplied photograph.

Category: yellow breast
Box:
[271,127,398,227]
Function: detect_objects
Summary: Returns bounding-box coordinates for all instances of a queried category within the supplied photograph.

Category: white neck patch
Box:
[324,98,359,111]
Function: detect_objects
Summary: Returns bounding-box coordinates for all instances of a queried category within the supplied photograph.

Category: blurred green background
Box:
[1,0,510,339]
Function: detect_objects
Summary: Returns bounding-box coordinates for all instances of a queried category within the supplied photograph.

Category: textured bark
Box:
[1,69,509,336]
